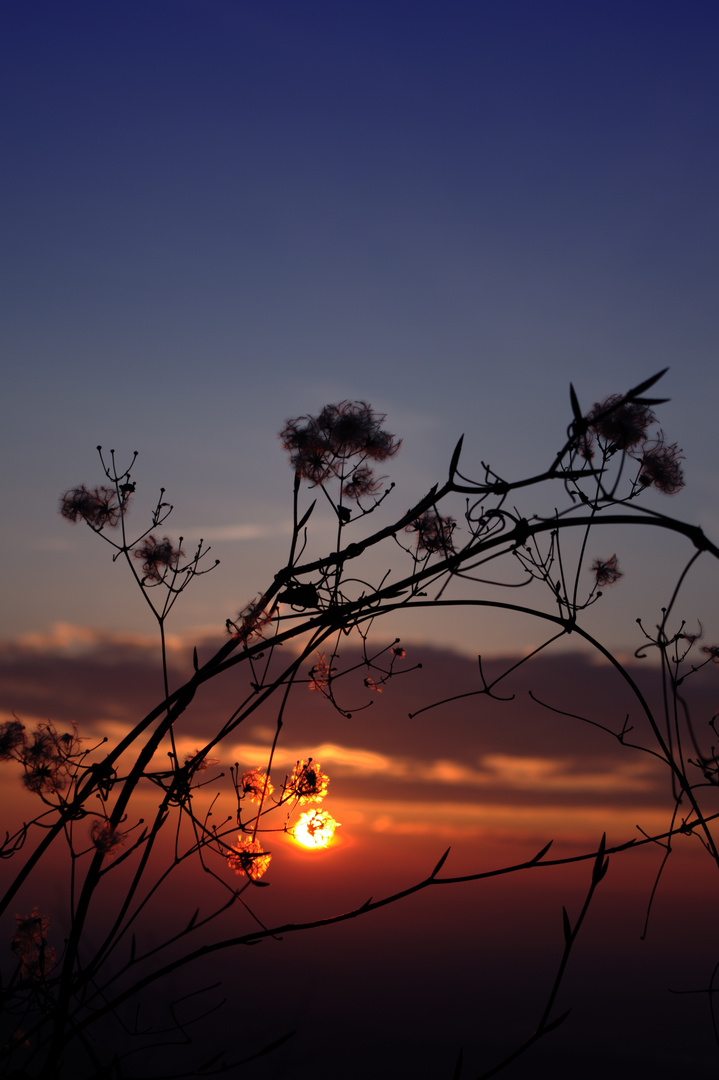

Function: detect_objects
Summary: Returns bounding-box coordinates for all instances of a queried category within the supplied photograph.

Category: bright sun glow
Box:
[292,809,340,849]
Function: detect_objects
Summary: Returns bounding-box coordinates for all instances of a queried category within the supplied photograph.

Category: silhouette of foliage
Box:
[2,375,719,1078]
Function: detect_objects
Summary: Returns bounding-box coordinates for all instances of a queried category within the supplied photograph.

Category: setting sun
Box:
[292,809,340,849]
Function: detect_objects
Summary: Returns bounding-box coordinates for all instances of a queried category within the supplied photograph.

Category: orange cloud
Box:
[225,740,661,798]
[12,622,182,655]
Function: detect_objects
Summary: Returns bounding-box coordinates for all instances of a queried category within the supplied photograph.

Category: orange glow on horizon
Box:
[292,809,340,849]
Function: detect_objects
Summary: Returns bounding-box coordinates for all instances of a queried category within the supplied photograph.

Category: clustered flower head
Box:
[11,909,55,981]
[4,720,81,796]
[637,437,684,494]
[60,484,126,529]
[184,749,219,772]
[226,837,271,880]
[90,820,126,856]
[579,395,685,497]
[134,535,184,582]
[23,764,65,796]
[407,511,456,556]
[587,395,656,453]
[279,401,400,495]
[309,653,332,693]
[363,676,383,693]
[0,719,25,761]
[286,759,329,803]
[239,768,274,804]
[227,596,273,643]
[341,464,384,500]
[591,554,623,588]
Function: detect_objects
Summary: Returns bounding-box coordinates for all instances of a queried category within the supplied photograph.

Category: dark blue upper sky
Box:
[3,0,718,650]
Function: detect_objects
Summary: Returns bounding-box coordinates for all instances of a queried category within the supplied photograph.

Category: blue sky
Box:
[3,0,719,653]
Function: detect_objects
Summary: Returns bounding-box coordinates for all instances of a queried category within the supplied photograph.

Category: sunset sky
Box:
[2,0,719,653]
[3,3,719,1077]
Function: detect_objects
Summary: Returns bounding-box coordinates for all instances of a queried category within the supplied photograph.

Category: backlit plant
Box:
[2,372,719,1078]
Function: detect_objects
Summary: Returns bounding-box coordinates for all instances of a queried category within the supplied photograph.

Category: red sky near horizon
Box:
[2,635,719,1077]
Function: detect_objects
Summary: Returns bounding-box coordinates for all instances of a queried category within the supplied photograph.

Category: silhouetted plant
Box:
[2,370,719,1078]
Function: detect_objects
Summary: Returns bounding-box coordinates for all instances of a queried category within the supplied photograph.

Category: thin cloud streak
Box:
[330,796,672,843]
[225,740,661,798]
[7,622,220,654]
[181,522,292,542]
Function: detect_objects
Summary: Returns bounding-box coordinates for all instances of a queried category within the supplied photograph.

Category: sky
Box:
[2,0,719,656]
[3,637,719,1077]
[2,2,719,1076]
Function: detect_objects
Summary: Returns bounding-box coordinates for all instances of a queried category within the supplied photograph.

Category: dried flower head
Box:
[591,554,623,588]
[184,749,220,772]
[637,438,684,495]
[134,535,184,582]
[22,728,57,767]
[315,401,400,460]
[23,766,67,795]
[26,721,78,761]
[587,395,655,451]
[227,596,273,643]
[60,485,124,528]
[226,837,271,880]
[363,676,383,693]
[11,909,55,980]
[0,719,25,761]
[407,511,456,556]
[309,653,332,693]
[19,721,80,795]
[286,759,329,803]
[239,768,274,804]
[280,420,329,482]
[392,646,406,659]
[280,401,400,485]
[90,820,126,855]
[341,464,384,501]
[701,645,719,665]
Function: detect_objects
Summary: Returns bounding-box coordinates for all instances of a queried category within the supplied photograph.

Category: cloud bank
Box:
[3,627,715,846]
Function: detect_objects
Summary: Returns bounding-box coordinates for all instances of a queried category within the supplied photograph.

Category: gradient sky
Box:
[2,0,719,656]
[3,7,719,1075]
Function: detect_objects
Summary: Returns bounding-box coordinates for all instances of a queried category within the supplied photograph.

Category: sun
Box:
[292,809,340,849]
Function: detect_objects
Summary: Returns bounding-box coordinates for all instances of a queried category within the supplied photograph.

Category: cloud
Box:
[227,740,394,776]
[223,740,660,798]
[2,635,713,825]
[181,522,292,542]
[6,622,225,656]
[12,622,177,655]
[476,754,659,794]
